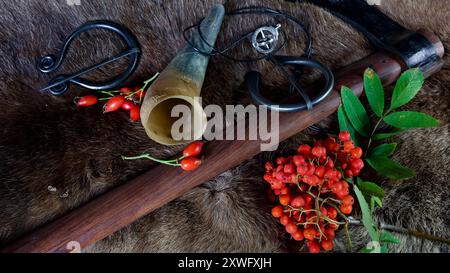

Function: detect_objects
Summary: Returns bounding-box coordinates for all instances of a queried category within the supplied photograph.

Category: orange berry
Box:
[321,239,334,251]
[339,131,351,142]
[271,206,283,218]
[292,230,304,241]
[279,194,291,206]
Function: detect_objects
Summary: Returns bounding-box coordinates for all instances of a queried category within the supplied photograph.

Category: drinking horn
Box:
[140,4,225,145]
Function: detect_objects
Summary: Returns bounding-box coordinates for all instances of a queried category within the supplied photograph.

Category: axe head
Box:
[295,0,444,76]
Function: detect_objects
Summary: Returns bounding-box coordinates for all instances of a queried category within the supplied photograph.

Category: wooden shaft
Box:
[4,39,445,252]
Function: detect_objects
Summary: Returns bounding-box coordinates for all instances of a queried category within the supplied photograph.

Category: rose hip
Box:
[183,141,204,158]
[120,87,133,95]
[130,105,141,121]
[121,100,135,111]
[104,95,125,113]
[76,95,98,107]
[180,157,201,171]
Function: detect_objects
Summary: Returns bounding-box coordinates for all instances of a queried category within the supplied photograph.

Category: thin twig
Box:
[349,219,450,244]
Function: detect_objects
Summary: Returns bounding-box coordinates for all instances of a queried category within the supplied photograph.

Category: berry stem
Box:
[349,220,450,245]
[125,72,160,101]
[288,192,347,226]
[121,154,181,166]
[143,72,160,86]
[344,222,353,251]
[100,90,119,96]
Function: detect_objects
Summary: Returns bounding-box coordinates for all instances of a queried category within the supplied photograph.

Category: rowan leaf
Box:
[373,129,405,140]
[366,156,416,180]
[384,111,439,129]
[354,183,380,243]
[390,68,424,110]
[370,196,383,213]
[359,247,376,253]
[364,68,384,117]
[380,232,400,244]
[357,180,385,200]
[370,143,397,157]
[337,105,358,146]
[341,87,371,136]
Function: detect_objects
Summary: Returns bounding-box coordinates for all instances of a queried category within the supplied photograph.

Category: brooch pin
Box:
[38,20,141,96]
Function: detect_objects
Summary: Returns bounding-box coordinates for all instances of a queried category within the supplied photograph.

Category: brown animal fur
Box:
[0,0,448,252]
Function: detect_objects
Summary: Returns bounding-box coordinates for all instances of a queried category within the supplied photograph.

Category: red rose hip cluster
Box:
[122,140,204,172]
[264,131,364,253]
[74,73,159,122]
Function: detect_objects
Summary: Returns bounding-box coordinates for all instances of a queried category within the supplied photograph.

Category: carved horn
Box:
[140,4,225,145]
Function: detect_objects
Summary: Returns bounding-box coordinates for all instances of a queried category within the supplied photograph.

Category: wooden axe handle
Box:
[3,34,443,253]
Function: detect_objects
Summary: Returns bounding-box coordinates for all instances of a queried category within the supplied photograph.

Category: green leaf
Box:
[380,232,400,244]
[370,196,383,212]
[380,244,389,253]
[357,180,385,200]
[341,87,371,136]
[359,244,383,253]
[337,105,358,146]
[364,68,385,117]
[366,156,416,180]
[354,183,380,243]
[359,247,375,253]
[370,143,397,157]
[384,111,439,129]
[390,68,424,110]
[373,129,405,140]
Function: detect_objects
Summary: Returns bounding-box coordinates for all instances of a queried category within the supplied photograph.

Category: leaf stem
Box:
[365,110,391,157]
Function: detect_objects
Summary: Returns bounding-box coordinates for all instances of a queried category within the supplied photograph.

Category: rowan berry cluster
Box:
[264,131,364,253]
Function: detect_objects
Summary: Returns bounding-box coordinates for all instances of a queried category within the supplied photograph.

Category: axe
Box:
[2,0,444,252]
[302,0,444,76]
